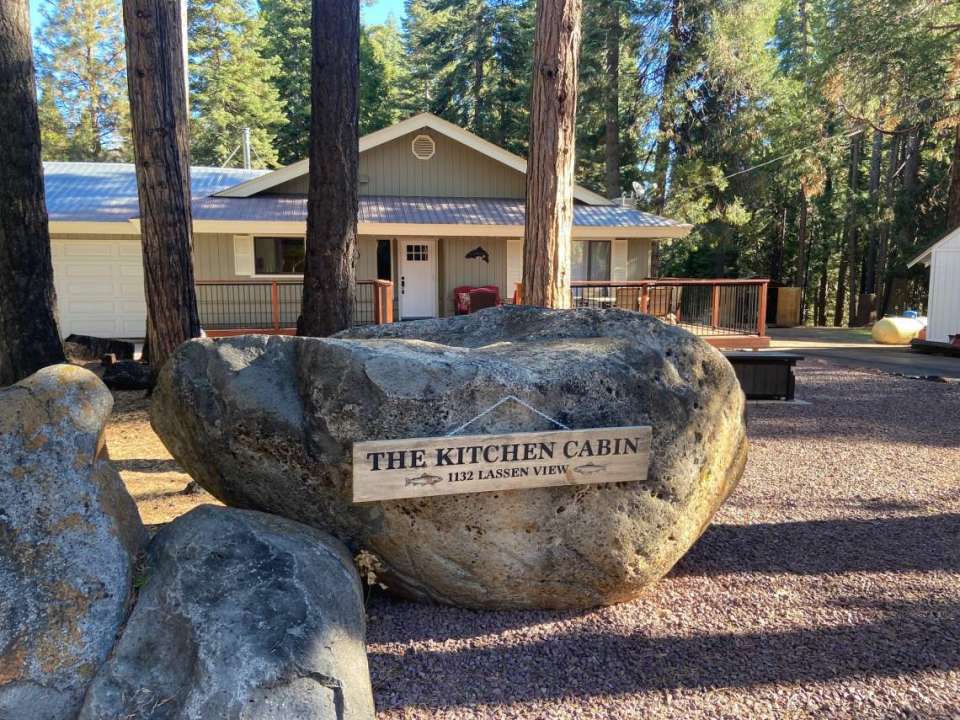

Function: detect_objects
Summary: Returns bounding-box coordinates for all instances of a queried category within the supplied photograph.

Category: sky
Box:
[29,0,407,35]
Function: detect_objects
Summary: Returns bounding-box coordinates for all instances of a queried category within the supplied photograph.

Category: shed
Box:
[908,227,960,343]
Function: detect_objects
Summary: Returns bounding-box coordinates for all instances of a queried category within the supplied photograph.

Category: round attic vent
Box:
[411,134,435,160]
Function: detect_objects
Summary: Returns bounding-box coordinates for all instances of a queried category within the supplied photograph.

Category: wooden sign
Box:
[352,426,651,502]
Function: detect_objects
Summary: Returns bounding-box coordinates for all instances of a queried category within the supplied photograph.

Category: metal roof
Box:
[44,161,684,229]
[44,162,268,223]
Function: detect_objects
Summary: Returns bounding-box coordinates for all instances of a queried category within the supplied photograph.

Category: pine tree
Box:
[403,0,534,148]
[360,20,407,134]
[259,0,311,164]
[261,0,408,163]
[34,0,130,161]
[189,0,284,168]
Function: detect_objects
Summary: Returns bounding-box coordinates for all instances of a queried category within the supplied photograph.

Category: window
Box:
[376,239,392,280]
[405,244,429,262]
[572,240,611,281]
[254,236,305,275]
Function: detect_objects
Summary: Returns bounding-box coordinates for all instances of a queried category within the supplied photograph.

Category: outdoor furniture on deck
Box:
[454,285,502,314]
[724,351,803,400]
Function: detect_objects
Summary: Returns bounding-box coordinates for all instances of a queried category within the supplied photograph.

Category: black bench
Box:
[723,351,804,401]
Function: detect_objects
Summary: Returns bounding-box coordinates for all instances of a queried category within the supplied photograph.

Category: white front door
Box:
[398,239,438,319]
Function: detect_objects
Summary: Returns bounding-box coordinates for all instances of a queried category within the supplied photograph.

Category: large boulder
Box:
[152,306,747,609]
[79,505,375,720]
[0,365,146,720]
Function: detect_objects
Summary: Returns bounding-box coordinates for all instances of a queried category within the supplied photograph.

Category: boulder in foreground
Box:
[0,365,146,720]
[79,505,375,720]
[152,306,747,609]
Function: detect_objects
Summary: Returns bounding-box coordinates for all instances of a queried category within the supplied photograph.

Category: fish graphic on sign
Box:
[572,462,607,476]
[404,473,444,488]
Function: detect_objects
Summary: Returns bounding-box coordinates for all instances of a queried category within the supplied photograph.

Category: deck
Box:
[197,278,769,349]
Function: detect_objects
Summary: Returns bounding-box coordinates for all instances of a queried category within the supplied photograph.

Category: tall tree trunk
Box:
[795,188,807,285]
[472,8,485,136]
[123,0,200,371]
[522,0,582,309]
[876,132,900,309]
[0,0,65,386]
[816,251,828,327]
[843,132,862,326]
[298,0,359,336]
[863,128,883,297]
[649,0,684,277]
[603,0,621,199]
[947,121,960,230]
[769,206,785,283]
[834,247,847,327]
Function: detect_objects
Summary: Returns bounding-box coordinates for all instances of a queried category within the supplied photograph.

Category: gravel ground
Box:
[366,360,960,719]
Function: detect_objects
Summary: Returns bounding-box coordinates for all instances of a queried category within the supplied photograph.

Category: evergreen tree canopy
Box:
[35,0,130,160]
[188,0,284,168]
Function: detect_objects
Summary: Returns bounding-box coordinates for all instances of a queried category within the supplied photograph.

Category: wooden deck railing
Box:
[517,278,770,349]
[195,279,393,336]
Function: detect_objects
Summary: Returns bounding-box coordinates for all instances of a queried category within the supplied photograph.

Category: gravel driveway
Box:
[367,360,960,719]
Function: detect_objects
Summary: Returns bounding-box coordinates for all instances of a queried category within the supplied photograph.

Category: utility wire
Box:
[682,127,866,192]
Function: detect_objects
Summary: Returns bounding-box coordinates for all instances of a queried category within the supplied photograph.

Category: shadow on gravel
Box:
[675,514,960,576]
[369,598,960,708]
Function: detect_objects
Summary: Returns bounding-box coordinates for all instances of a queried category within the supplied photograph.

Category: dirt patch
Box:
[105,390,217,529]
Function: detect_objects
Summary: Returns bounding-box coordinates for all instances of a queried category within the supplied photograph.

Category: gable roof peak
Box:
[214,112,613,205]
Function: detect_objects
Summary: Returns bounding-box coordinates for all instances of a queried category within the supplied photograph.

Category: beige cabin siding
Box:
[438,237,508,316]
[194,233,240,279]
[270,129,527,198]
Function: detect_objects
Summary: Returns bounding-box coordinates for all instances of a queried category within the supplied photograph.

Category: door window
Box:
[406,244,429,262]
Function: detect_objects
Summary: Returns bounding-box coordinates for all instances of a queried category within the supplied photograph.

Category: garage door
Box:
[51,238,147,338]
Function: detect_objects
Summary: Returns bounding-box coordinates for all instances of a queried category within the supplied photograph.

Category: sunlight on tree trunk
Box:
[297,0,358,337]
[522,0,582,310]
[123,0,200,372]
[0,0,65,386]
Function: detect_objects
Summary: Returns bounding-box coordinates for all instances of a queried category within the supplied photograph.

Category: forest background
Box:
[32,0,960,324]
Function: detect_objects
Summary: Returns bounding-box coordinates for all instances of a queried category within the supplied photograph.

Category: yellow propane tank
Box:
[872,316,923,345]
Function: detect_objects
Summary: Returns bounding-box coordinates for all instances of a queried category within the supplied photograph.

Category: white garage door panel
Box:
[52,238,147,339]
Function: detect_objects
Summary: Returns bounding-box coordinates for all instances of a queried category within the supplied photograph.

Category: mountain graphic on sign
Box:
[404,473,444,487]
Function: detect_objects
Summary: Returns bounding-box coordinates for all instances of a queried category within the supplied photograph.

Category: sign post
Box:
[352,426,651,502]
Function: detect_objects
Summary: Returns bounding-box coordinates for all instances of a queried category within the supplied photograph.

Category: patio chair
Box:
[614,287,641,312]
[453,285,474,315]
[468,286,501,312]
[646,285,683,323]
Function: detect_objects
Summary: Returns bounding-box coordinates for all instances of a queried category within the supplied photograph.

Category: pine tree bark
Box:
[522,0,582,309]
[947,122,960,230]
[0,0,65,386]
[298,0,358,336]
[603,1,621,199]
[863,129,883,297]
[123,0,200,371]
[649,0,684,277]
[843,132,862,326]
[816,251,828,327]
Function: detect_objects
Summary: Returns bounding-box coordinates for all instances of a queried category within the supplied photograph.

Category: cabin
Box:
[44,112,769,348]
[908,227,960,346]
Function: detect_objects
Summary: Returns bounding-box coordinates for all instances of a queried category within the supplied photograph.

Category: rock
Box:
[0,365,146,720]
[63,334,135,362]
[152,306,747,609]
[102,360,153,391]
[79,505,375,720]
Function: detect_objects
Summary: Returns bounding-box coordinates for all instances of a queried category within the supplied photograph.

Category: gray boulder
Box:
[152,306,746,609]
[0,365,146,720]
[79,505,375,720]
